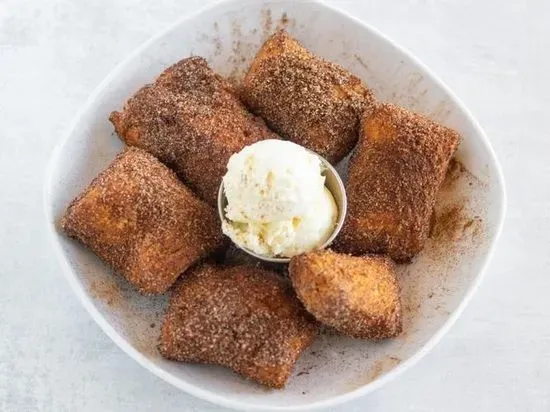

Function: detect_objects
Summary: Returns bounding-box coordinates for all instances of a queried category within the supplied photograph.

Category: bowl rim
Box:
[43,0,507,410]
[217,145,348,264]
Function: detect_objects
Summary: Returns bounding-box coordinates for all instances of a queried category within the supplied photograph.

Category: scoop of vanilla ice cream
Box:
[222,187,337,257]
[222,139,338,258]
[223,140,326,223]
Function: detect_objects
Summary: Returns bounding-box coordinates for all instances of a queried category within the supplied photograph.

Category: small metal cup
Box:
[217,152,347,263]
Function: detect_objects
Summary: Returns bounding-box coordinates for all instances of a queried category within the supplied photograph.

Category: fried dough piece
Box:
[158,264,318,388]
[242,30,375,164]
[61,148,223,295]
[110,57,277,206]
[289,250,401,339]
[335,103,460,262]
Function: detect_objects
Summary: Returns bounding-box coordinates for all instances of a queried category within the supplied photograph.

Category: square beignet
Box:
[158,264,318,388]
[290,250,402,339]
[335,103,460,262]
[110,56,278,206]
[61,148,223,294]
[242,30,375,164]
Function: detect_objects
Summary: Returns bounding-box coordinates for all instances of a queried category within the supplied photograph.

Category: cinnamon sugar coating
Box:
[61,148,223,294]
[242,30,375,164]
[158,264,318,388]
[290,250,402,339]
[335,103,460,262]
[110,56,277,206]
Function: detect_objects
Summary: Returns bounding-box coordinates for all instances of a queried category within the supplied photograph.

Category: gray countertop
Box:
[1,0,548,410]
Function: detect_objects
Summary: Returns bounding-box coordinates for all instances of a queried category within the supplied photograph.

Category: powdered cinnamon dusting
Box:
[242,30,375,164]
[109,57,277,206]
[432,205,483,242]
[336,103,461,262]
[158,264,318,388]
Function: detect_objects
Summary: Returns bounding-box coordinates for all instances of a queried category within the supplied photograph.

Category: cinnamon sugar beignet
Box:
[158,264,318,388]
[335,103,460,262]
[242,30,375,164]
[110,57,277,206]
[61,148,223,294]
[290,250,402,339]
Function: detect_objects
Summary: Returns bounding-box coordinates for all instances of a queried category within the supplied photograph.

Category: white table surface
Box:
[1,0,548,410]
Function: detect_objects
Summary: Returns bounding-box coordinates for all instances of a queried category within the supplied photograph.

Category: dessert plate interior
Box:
[44,0,506,410]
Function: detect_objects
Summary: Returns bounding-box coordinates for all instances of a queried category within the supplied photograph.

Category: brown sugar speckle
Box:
[433,205,465,241]
[354,54,370,72]
[89,279,121,308]
[368,356,401,382]
[432,205,482,242]
[276,12,296,30]
[261,7,273,36]
[430,101,452,122]
[281,12,289,25]
[87,277,166,359]
[442,158,467,189]
[132,333,158,359]
[213,35,222,57]
[346,356,402,390]
[429,157,486,255]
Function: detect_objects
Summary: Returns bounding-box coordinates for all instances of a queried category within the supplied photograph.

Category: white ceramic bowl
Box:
[44,0,506,410]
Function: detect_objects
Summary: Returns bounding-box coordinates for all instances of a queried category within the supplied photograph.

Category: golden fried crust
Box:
[110,56,278,206]
[242,30,375,164]
[61,148,224,295]
[158,264,318,388]
[289,250,401,339]
[335,103,460,262]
